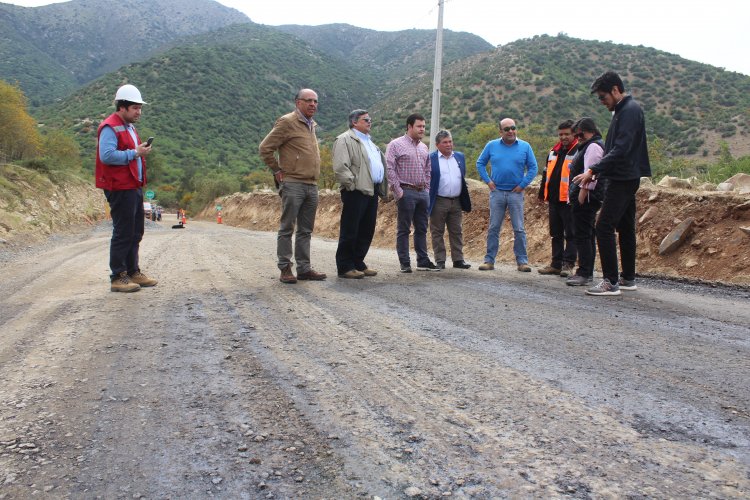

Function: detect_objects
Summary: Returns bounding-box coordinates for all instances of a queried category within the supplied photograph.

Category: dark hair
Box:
[348,109,368,129]
[574,117,601,136]
[115,100,138,111]
[558,119,575,131]
[434,130,452,144]
[406,113,425,128]
[590,71,624,94]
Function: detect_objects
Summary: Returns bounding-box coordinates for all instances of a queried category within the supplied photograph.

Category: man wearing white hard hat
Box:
[95,84,157,292]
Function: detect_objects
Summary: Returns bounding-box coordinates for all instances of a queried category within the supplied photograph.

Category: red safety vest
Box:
[543,140,577,202]
[95,113,146,190]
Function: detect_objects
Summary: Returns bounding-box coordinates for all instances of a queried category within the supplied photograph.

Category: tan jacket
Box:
[258,110,320,184]
[332,129,388,198]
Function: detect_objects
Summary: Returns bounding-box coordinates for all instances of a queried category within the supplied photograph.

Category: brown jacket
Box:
[258,110,321,184]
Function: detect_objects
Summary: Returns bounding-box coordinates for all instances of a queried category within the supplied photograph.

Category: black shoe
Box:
[417,261,441,271]
[400,263,413,273]
[436,261,446,269]
[453,260,471,269]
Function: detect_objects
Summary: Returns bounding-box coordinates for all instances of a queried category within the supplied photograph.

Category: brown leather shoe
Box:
[279,264,297,284]
[297,269,327,281]
[129,271,158,287]
[361,268,377,277]
[537,265,561,275]
[111,271,141,293]
[339,269,364,279]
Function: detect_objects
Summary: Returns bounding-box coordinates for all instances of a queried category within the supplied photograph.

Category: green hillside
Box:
[276,23,493,93]
[0,0,250,105]
[35,23,378,187]
[371,34,750,161]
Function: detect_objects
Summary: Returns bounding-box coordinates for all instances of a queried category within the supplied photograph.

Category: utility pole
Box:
[428,0,444,151]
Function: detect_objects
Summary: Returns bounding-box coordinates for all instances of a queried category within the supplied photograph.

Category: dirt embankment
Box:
[202,181,750,285]
[0,164,106,247]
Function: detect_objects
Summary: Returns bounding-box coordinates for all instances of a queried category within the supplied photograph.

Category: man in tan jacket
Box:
[332,109,388,279]
[259,88,326,284]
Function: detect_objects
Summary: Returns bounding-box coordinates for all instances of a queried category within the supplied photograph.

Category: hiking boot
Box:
[436,261,446,269]
[111,271,141,293]
[566,274,592,287]
[478,262,494,271]
[538,265,562,275]
[339,269,365,279]
[618,277,638,290]
[559,264,574,278]
[361,268,378,277]
[453,260,471,269]
[585,279,621,296]
[279,265,297,284]
[129,271,157,287]
[297,269,327,281]
[400,264,413,273]
[417,261,441,271]
[517,264,532,272]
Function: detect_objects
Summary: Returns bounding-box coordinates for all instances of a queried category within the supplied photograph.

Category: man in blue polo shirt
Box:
[476,118,538,272]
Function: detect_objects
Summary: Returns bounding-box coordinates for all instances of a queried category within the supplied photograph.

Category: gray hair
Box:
[348,109,368,129]
[434,130,452,144]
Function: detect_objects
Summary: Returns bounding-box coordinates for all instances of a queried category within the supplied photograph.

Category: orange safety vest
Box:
[543,141,577,202]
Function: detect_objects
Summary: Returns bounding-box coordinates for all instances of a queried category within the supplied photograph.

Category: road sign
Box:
[145,190,155,199]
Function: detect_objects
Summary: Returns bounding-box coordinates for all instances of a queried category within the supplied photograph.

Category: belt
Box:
[437,195,459,200]
[400,184,425,191]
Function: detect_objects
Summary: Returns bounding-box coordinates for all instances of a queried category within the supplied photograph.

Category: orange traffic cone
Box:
[217,211,223,224]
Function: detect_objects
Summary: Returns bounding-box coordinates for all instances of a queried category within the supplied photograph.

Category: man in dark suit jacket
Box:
[428,130,472,269]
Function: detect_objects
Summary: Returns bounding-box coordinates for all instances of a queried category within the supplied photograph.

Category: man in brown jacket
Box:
[259,88,326,283]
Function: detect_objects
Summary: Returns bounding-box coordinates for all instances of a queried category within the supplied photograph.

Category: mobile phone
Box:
[146,137,154,146]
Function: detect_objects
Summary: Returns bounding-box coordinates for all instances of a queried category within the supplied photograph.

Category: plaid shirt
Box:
[385,134,430,199]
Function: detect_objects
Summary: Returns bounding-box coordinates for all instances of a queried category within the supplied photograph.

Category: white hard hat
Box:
[114,84,147,104]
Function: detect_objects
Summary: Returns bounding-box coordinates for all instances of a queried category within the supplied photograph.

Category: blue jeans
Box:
[484,189,527,265]
[396,188,430,266]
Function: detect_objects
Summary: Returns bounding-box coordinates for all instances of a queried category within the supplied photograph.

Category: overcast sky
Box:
[8,0,750,76]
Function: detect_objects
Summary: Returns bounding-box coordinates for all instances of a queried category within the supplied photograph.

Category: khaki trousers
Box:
[429,196,464,263]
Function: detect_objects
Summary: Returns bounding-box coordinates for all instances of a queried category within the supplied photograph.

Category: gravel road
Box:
[1,219,749,498]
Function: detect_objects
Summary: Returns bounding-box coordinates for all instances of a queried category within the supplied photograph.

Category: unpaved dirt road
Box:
[1,219,749,498]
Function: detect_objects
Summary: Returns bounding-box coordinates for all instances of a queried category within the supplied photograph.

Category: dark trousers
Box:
[571,198,601,278]
[596,178,640,284]
[396,188,430,266]
[335,187,379,274]
[548,200,576,268]
[104,188,144,279]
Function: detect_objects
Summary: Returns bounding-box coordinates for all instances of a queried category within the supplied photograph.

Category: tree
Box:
[41,130,81,172]
[0,80,42,161]
[317,143,336,190]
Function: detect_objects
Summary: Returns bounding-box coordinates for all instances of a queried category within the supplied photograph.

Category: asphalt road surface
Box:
[1,219,749,498]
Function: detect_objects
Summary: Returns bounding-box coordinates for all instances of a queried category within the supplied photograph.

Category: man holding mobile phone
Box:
[95,84,157,292]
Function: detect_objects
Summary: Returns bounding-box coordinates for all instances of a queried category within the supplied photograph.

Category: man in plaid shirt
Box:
[385,113,440,273]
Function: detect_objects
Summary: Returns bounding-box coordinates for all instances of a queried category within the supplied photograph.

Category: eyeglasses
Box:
[360,117,372,123]
[502,126,517,132]
[597,93,609,102]
[297,98,318,104]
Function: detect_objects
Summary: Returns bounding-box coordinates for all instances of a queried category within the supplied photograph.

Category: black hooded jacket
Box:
[590,95,652,181]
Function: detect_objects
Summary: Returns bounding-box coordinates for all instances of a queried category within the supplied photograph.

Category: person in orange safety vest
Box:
[538,119,578,277]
